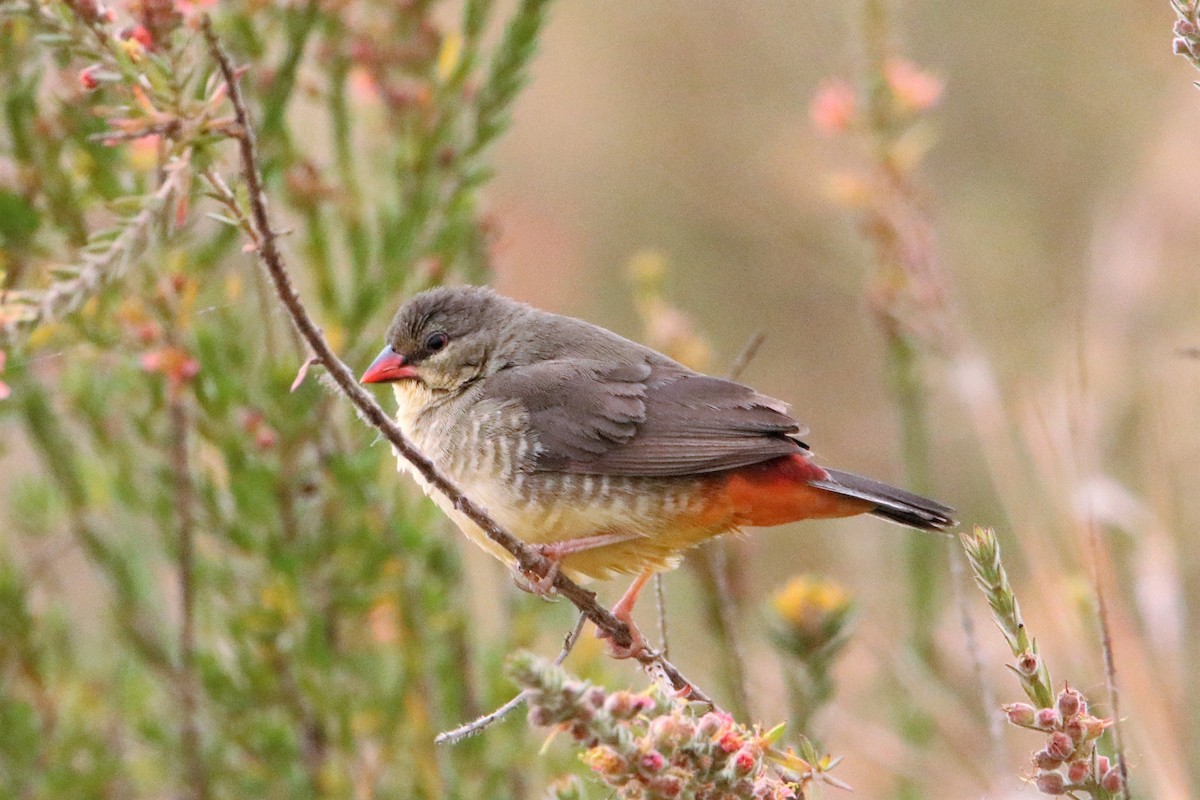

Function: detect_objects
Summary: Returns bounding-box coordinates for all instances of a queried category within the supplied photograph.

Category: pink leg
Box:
[597,569,655,660]
[516,530,645,596]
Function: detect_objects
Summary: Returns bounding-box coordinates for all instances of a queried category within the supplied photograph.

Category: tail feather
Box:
[811,468,956,532]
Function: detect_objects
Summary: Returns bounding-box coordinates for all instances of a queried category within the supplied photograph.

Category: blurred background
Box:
[2,1,1198,798]
[488,5,1199,793]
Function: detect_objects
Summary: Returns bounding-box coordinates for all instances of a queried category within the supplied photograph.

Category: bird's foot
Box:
[513,544,565,599]
[596,614,654,661]
[595,570,655,660]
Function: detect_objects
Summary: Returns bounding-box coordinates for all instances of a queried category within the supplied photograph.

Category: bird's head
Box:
[361,285,528,395]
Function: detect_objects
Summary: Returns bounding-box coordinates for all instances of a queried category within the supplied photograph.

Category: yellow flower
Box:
[767,575,854,661]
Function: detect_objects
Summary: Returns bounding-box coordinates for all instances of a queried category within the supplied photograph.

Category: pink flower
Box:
[79,66,100,91]
[810,79,857,134]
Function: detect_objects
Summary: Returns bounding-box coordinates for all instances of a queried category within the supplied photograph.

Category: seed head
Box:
[1035,708,1060,730]
[1066,760,1090,783]
[1016,651,1040,676]
[1056,684,1084,718]
[1047,731,1074,761]
[1004,703,1037,727]
[1034,749,1063,771]
[639,750,665,774]
[1033,770,1067,795]
[1100,766,1123,793]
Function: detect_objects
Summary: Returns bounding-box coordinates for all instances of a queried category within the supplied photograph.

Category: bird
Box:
[361,285,955,657]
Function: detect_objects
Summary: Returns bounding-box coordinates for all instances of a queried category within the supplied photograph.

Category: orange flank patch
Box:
[720,454,872,527]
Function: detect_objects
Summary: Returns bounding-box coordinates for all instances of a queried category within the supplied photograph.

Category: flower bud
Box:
[582,745,626,776]
[1082,715,1112,740]
[1176,37,1195,56]
[1178,19,1199,36]
[585,686,606,710]
[731,746,760,776]
[1047,732,1074,761]
[604,690,637,719]
[631,695,657,715]
[697,711,732,738]
[1016,651,1039,676]
[1056,685,1083,718]
[648,714,694,749]
[1035,708,1060,729]
[717,730,745,754]
[1004,703,1037,727]
[1034,749,1062,771]
[640,750,665,773]
[1034,771,1066,795]
[1100,767,1123,793]
[1096,755,1110,775]
[1066,760,1090,783]
[1063,717,1085,743]
[647,775,683,798]
[527,705,555,727]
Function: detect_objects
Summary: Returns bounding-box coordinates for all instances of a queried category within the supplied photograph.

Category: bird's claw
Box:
[513,546,561,599]
[595,616,654,661]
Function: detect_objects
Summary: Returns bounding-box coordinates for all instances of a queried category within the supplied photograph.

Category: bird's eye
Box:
[425,332,449,352]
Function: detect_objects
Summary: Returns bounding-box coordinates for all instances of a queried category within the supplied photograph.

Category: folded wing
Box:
[477,358,807,477]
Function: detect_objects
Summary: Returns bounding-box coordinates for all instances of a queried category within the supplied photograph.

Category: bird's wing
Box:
[476,359,807,477]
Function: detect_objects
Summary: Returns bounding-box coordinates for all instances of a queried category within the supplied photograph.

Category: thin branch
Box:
[200,17,709,703]
[653,573,670,659]
[435,612,587,744]
[694,545,751,721]
[948,543,1002,788]
[1087,522,1132,800]
[684,329,768,720]
[168,394,208,800]
[727,330,766,382]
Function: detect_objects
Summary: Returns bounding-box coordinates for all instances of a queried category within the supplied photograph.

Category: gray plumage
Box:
[379,285,956,535]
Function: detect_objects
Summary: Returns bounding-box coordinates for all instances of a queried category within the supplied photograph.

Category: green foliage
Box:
[0,1,559,797]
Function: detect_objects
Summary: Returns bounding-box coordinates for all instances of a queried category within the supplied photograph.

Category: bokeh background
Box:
[2,1,1198,798]
[485,5,1199,794]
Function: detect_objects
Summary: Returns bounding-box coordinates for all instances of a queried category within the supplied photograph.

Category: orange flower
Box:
[883,58,943,114]
[140,345,199,396]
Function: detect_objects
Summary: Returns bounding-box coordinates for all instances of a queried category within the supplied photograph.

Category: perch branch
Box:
[201,17,711,708]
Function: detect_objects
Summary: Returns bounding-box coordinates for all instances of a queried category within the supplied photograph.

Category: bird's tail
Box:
[809,468,956,532]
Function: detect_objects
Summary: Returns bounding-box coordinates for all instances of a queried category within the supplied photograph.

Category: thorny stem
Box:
[200,18,712,707]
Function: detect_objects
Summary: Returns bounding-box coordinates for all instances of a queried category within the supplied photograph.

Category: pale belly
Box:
[389,385,733,579]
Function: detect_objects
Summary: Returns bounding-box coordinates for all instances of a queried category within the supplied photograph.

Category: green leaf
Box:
[0,190,40,246]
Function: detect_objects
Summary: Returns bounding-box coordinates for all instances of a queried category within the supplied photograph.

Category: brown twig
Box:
[435,612,587,744]
[200,17,709,704]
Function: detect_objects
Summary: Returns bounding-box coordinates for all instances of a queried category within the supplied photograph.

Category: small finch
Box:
[363,286,955,656]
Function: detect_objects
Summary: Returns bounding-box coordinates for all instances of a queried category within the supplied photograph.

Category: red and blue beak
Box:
[361,347,419,384]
